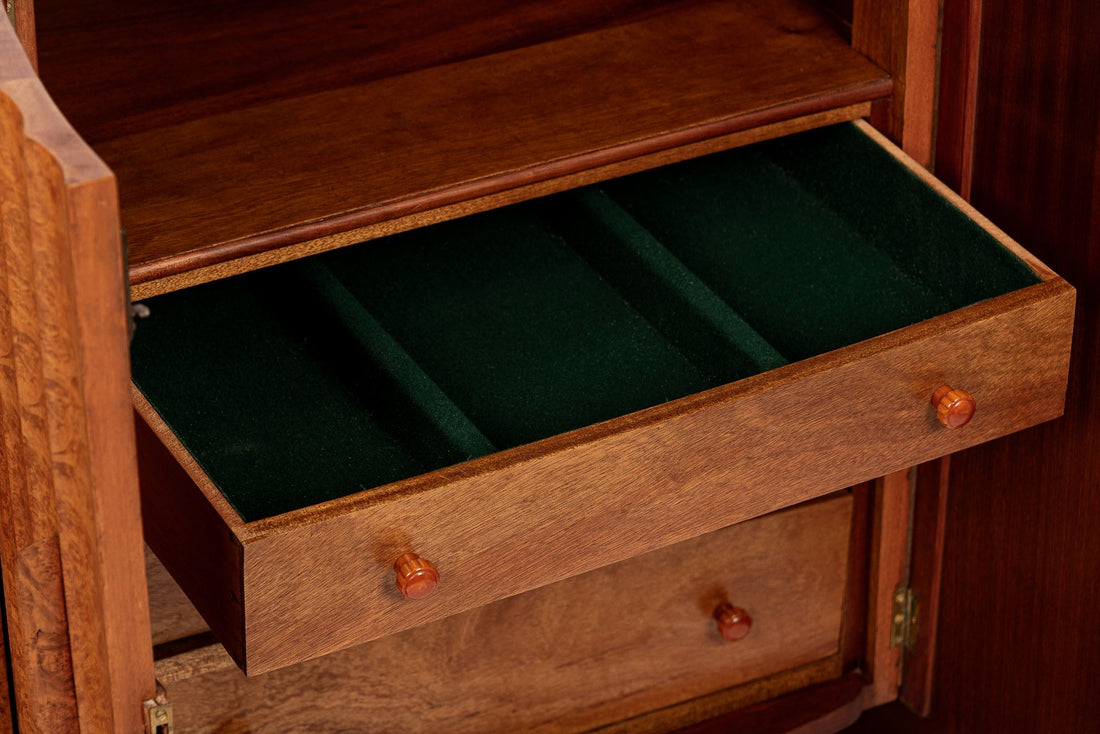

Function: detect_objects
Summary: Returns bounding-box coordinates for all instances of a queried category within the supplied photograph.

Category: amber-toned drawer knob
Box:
[713,603,752,641]
[394,552,439,600]
[932,385,976,429]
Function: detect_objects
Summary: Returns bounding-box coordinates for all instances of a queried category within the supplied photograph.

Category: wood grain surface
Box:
[35,0,710,143]
[8,1,34,66]
[33,0,890,287]
[157,496,851,733]
[0,18,154,732]
[0,49,78,733]
[136,267,1073,672]
[934,0,982,198]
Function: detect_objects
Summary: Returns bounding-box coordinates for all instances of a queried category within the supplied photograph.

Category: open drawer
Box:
[132,121,1074,674]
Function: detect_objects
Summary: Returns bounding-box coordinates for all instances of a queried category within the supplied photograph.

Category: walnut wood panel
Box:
[52,0,890,288]
[33,0,739,144]
[853,2,1100,730]
[0,19,154,732]
[934,0,982,197]
[136,267,1073,673]
[159,496,851,733]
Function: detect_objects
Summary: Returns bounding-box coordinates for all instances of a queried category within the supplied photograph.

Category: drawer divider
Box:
[539,188,789,383]
[292,259,497,463]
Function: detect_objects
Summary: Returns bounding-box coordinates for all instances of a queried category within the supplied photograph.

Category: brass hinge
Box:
[143,682,174,734]
[891,587,919,650]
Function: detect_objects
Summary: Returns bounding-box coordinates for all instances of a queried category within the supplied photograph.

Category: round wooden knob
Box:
[713,603,752,641]
[932,386,976,429]
[394,552,439,600]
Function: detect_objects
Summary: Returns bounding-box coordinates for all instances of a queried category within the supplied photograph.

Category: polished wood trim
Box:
[6,7,34,68]
[935,0,982,197]
[898,457,950,715]
[852,0,940,166]
[863,470,911,707]
[0,19,154,732]
[129,103,871,300]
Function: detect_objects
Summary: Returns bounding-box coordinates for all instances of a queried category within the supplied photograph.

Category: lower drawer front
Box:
[160,495,851,733]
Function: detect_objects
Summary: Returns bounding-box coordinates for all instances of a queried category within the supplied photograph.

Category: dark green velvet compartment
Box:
[130,123,1039,522]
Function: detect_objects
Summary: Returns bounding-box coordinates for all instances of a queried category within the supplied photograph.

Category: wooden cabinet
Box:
[0,1,1078,731]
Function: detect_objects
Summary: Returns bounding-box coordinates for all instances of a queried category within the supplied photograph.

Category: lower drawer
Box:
[157,494,852,733]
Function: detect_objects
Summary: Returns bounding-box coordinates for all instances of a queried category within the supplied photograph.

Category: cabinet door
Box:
[0,16,153,733]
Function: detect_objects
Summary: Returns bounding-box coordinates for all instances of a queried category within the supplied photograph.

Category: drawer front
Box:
[164,495,851,733]
[134,122,1074,673]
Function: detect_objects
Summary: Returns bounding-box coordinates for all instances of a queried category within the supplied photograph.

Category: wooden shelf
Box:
[35,0,889,295]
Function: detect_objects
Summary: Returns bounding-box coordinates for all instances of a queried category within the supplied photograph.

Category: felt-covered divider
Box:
[291,259,496,462]
[130,262,496,521]
[534,188,789,384]
[320,207,717,450]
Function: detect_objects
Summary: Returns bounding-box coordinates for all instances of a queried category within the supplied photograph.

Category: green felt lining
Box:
[535,188,789,381]
[130,123,1040,522]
